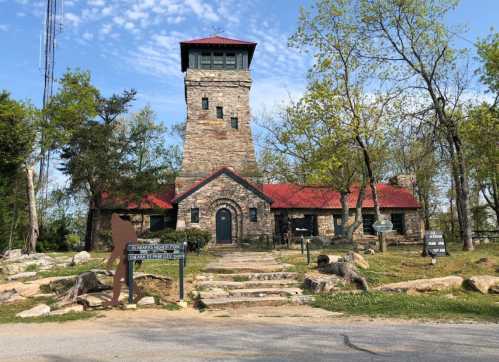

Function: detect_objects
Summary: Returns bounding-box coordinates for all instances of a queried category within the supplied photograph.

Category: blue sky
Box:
[0,0,497,135]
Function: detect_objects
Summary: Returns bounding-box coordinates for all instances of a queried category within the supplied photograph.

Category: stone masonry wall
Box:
[176,69,258,194]
[176,174,273,244]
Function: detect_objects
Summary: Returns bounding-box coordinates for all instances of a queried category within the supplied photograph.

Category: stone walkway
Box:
[193,252,308,309]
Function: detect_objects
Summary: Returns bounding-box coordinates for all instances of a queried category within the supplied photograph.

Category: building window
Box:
[362,214,376,235]
[202,97,209,110]
[226,52,236,69]
[216,106,224,119]
[231,117,238,129]
[213,52,224,69]
[150,215,165,232]
[249,208,257,222]
[201,52,211,69]
[191,208,199,223]
[391,213,405,234]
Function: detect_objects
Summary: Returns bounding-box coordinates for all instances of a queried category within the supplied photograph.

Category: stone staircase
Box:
[193,252,309,309]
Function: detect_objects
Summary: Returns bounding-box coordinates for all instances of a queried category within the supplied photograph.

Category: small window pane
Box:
[150,215,165,232]
[216,106,223,119]
[231,117,238,129]
[191,208,199,223]
[362,214,376,235]
[226,52,236,69]
[391,213,405,234]
[202,97,209,110]
[249,208,257,222]
[201,52,211,69]
[213,52,224,69]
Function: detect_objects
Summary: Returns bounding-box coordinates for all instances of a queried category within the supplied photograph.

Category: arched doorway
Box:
[216,208,232,244]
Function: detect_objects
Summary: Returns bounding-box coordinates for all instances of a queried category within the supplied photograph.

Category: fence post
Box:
[127,259,134,304]
[300,235,304,255]
[306,240,310,265]
[179,255,184,302]
[183,241,188,267]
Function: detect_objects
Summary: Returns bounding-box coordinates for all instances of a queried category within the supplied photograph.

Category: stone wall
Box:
[176,69,258,194]
[176,174,273,244]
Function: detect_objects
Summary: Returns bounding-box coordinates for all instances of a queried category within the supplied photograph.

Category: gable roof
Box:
[262,183,420,209]
[101,185,175,210]
[180,35,257,72]
[172,167,272,204]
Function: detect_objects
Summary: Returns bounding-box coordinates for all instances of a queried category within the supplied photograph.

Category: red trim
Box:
[180,36,256,45]
[101,185,175,210]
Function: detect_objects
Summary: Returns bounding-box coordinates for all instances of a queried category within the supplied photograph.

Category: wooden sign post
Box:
[126,243,186,304]
[423,231,448,264]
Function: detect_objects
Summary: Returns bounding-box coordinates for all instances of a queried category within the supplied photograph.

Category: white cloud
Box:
[65,12,81,27]
[88,0,105,6]
[0,24,8,31]
[184,0,219,22]
[82,32,93,40]
[100,23,113,35]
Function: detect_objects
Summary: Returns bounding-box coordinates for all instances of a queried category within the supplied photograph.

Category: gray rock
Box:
[7,272,37,281]
[378,276,464,293]
[466,275,499,294]
[138,296,156,306]
[304,272,345,293]
[71,251,91,265]
[49,305,84,316]
[0,289,25,304]
[2,249,22,259]
[16,304,51,318]
[343,251,369,269]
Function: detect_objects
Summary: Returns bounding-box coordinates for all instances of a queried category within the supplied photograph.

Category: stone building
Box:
[96,36,422,249]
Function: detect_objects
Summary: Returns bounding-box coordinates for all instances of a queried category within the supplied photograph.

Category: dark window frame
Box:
[149,215,165,232]
[249,208,258,222]
[202,97,209,110]
[213,52,224,69]
[225,52,236,69]
[216,106,224,119]
[391,213,405,234]
[191,208,200,223]
[201,52,211,69]
[231,116,238,129]
[362,214,376,235]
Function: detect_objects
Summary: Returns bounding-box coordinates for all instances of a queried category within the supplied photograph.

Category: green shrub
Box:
[159,228,211,251]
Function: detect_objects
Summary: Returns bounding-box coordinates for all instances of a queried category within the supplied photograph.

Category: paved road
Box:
[0,309,498,361]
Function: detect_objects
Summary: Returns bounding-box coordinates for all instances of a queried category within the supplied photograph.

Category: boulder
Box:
[344,251,369,269]
[2,249,22,259]
[137,296,156,306]
[377,276,464,293]
[77,291,128,308]
[16,304,51,318]
[7,272,37,281]
[466,275,499,294]
[317,255,342,268]
[71,251,91,266]
[304,272,345,293]
[49,305,84,316]
[0,289,25,304]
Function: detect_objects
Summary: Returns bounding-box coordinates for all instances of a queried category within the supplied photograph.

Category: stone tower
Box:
[175,36,259,194]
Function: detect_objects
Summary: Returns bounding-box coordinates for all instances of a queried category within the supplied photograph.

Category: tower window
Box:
[213,52,224,69]
[231,117,238,129]
[226,53,236,69]
[249,208,258,222]
[216,106,224,119]
[191,208,199,223]
[201,52,211,69]
[202,97,209,110]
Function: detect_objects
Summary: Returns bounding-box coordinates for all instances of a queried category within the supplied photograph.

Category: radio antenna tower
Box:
[39,0,63,223]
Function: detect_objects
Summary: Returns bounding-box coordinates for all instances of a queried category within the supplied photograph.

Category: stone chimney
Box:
[389,174,416,194]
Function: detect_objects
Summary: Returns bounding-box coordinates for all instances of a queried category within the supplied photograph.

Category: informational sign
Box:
[126,243,186,303]
[373,220,393,233]
[423,231,448,257]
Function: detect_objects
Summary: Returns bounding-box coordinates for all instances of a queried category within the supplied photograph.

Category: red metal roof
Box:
[101,185,175,210]
[262,183,420,209]
[180,35,256,45]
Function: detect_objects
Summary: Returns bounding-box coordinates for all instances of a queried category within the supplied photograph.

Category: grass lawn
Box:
[279,243,499,286]
[314,290,499,322]
[39,251,215,282]
[0,297,96,324]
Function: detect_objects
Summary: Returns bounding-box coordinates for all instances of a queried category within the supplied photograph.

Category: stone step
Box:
[196,272,299,282]
[199,296,290,309]
[195,279,302,290]
[197,287,302,299]
[203,264,289,274]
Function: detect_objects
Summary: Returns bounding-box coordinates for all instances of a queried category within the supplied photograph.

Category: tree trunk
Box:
[84,205,94,251]
[452,132,474,251]
[356,135,385,252]
[24,164,39,254]
[345,182,366,248]
[339,191,349,238]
